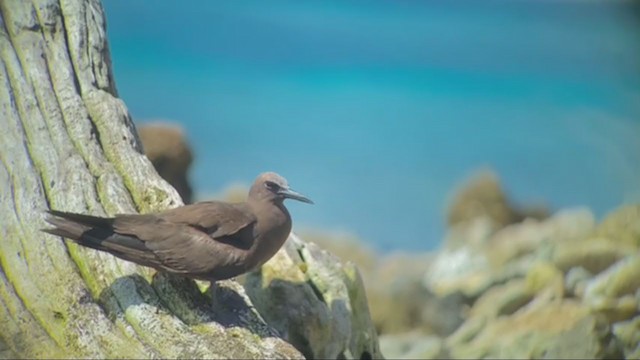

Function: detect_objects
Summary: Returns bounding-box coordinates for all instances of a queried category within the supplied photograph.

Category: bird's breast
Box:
[246,206,292,268]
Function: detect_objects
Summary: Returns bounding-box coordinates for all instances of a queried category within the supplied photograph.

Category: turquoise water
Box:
[103,0,640,251]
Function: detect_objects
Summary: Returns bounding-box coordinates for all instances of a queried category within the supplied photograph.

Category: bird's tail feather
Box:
[43,210,114,250]
[47,210,112,229]
[43,210,161,268]
[43,211,93,241]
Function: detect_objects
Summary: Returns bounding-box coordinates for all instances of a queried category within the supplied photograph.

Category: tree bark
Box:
[0,0,301,358]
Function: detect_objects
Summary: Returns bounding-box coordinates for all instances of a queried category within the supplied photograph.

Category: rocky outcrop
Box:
[377,204,639,359]
[301,231,438,337]
[352,169,639,359]
[244,233,383,360]
[293,170,638,359]
[446,168,549,229]
[138,122,194,204]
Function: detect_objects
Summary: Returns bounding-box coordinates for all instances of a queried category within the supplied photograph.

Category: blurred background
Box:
[103,0,640,252]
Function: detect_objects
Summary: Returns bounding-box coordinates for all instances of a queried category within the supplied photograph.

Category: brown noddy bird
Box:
[42,172,313,282]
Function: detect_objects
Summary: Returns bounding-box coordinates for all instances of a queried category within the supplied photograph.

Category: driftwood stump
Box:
[0,1,301,358]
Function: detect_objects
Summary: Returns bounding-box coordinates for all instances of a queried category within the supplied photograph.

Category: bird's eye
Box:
[265,181,279,191]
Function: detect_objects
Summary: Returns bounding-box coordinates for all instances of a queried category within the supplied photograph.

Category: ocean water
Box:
[102,0,640,251]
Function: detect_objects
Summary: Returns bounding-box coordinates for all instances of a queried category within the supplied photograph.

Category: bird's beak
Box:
[279,188,314,204]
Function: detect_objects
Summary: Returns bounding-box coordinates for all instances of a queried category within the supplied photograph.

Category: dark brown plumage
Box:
[42,172,313,281]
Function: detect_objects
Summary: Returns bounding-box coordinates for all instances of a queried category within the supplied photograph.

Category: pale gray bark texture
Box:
[0,0,302,358]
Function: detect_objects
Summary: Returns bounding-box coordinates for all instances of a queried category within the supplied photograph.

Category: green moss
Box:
[126,182,170,214]
[2,227,80,355]
[0,275,63,358]
[194,280,210,293]
[65,244,104,299]
[141,187,169,212]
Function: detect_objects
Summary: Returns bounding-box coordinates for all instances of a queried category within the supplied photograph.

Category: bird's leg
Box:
[208,281,218,300]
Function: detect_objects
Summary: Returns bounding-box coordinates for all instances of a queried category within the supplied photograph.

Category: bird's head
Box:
[249,172,314,205]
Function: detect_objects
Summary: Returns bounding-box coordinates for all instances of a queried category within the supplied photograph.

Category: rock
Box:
[368,266,466,337]
[296,232,467,339]
[244,233,382,360]
[370,252,435,298]
[298,231,462,339]
[304,232,467,336]
[593,204,640,248]
[379,332,446,360]
[445,216,498,249]
[138,122,194,204]
[584,255,640,301]
[426,208,592,298]
[613,315,640,359]
[537,206,597,241]
[368,251,435,332]
[420,290,469,337]
[551,205,640,275]
[524,262,564,299]
[553,238,631,275]
[488,208,595,269]
[416,198,640,359]
[446,168,549,229]
[446,316,487,350]
[588,295,639,324]
[564,266,593,298]
[448,300,593,359]
[424,218,496,297]
[298,230,379,284]
[121,273,305,359]
[369,277,431,335]
[542,315,623,359]
[581,254,640,325]
[469,279,533,319]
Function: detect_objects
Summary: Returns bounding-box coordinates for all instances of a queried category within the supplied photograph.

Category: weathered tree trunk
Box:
[0,1,302,358]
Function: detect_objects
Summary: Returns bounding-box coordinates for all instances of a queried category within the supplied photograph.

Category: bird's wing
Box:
[110,214,248,275]
[155,201,256,239]
[109,201,257,273]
